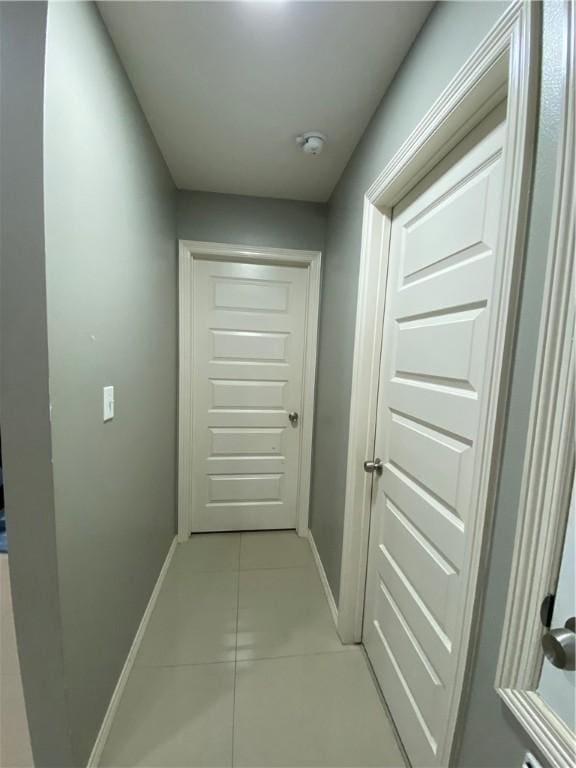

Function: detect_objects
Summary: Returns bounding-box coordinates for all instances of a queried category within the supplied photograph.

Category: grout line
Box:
[235,647,360,665]
[131,646,358,672]
[231,550,241,767]
[170,562,314,575]
[132,659,235,670]
[236,536,242,572]
[132,647,358,672]
[177,563,314,574]
[237,563,315,573]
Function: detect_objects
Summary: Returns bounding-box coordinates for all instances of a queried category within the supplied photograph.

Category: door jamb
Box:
[337,1,539,764]
[177,240,322,542]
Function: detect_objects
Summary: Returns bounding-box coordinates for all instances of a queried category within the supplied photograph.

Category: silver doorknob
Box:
[363,458,383,475]
[542,617,576,670]
[288,411,299,426]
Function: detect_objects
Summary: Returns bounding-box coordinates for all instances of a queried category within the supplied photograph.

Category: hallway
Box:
[100,532,405,767]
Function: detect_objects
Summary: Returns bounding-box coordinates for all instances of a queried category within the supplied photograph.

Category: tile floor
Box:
[100,531,405,768]
[0,554,34,768]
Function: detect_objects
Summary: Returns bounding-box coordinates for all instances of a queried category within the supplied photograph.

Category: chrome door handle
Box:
[363,458,383,475]
[288,411,299,426]
[542,617,576,670]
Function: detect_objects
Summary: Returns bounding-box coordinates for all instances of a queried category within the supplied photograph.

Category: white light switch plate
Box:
[103,385,114,422]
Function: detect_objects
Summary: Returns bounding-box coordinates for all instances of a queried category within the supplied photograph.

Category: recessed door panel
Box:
[402,174,489,282]
[213,278,290,313]
[395,306,486,389]
[209,428,284,457]
[211,329,288,362]
[388,412,471,512]
[210,380,287,410]
[207,474,282,504]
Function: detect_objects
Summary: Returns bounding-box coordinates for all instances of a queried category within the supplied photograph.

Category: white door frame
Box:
[177,240,322,542]
[495,4,575,767]
[338,0,538,761]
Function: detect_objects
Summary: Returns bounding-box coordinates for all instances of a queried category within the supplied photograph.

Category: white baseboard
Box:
[86,536,178,767]
[307,529,338,628]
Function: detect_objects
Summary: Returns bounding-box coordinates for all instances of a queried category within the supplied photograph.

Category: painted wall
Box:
[309,0,510,600]
[456,4,567,765]
[0,4,74,764]
[42,3,177,763]
[1,2,177,765]
[177,190,327,251]
[311,1,567,767]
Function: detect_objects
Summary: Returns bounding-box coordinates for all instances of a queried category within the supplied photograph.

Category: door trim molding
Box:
[337,1,539,764]
[177,240,322,541]
[495,4,575,766]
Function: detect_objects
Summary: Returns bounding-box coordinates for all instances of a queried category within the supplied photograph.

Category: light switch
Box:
[103,385,114,422]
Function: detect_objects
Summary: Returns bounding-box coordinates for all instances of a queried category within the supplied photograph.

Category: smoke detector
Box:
[296,132,326,156]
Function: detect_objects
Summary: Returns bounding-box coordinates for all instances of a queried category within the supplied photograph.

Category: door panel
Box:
[191,260,308,532]
[363,113,506,767]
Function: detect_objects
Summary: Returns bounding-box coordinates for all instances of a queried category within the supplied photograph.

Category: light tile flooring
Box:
[101,532,405,768]
[0,555,34,768]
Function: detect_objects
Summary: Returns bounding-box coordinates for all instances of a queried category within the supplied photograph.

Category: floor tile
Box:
[240,531,313,570]
[0,673,34,768]
[237,565,347,660]
[100,663,234,767]
[1,557,20,676]
[135,569,238,666]
[1,605,20,675]
[234,651,405,767]
[0,555,12,615]
[175,533,240,572]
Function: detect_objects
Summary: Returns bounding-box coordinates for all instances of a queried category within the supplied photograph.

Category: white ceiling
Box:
[99,1,433,202]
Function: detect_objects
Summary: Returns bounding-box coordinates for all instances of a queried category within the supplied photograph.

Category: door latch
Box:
[540,593,556,628]
[363,458,383,475]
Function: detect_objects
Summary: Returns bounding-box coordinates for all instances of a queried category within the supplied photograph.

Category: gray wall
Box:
[43,3,177,764]
[1,2,177,765]
[311,1,567,767]
[0,4,74,765]
[310,0,510,599]
[456,3,566,765]
[177,190,327,251]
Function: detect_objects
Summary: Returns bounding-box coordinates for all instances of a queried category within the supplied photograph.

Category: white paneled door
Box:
[190,259,309,532]
[363,113,507,766]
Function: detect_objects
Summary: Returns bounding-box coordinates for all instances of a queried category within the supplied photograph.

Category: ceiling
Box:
[99,1,433,202]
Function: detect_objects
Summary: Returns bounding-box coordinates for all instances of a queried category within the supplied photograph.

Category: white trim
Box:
[337,197,389,643]
[177,240,322,540]
[498,690,575,768]
[337,1,538,764]
[495,4,575,766]
[86,537,177,767]
[307,529,339,628]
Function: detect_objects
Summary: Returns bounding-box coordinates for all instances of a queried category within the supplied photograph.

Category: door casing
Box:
[337,2,539,765]
[178,240,321,542]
